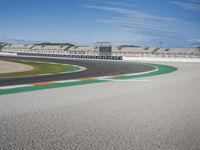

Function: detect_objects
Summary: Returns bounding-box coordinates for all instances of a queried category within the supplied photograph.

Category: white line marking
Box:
[100,79,149,82]
[0,84,31,90]
[54,80,81,83]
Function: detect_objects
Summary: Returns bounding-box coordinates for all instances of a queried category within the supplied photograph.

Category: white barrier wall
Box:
[0,52,17,56]
[123,56,200,63]
[1,51,200,63]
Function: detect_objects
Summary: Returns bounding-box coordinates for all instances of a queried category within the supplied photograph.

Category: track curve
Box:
[0,56,155,86]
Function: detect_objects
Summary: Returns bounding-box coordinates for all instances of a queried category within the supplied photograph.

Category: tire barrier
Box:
[18,52,123,60]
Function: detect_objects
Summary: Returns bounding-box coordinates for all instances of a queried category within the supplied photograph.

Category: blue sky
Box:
[0,0,200,47]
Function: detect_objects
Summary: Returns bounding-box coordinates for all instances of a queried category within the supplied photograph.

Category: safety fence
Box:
[18,52,123,60]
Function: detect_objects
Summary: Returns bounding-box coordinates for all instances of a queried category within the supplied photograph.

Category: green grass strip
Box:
[0,60,81,78]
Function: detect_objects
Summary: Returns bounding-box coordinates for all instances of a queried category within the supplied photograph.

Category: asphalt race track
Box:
[0,56,155,86]
[1,56,200,150]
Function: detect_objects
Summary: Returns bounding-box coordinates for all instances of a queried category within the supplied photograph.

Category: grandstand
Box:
[1,43,200,58]
[112,46,160,56]
[30,43,72,51]
[113,47,157,54]
[0,43,4,51]
[31,45,66,51]
[155,48,198,56]
[2,44,34,50]
[113,46,200,57]
[67,46,99,55]
[70,46,97,51]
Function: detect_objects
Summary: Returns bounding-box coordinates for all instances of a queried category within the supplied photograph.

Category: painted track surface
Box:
[0,56,155,86]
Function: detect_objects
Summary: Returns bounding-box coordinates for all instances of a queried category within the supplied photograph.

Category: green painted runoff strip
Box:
[110,63,177,80]
[0,62,177,95]
[0,80,107,95]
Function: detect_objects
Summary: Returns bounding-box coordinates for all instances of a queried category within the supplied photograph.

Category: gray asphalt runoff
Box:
[1,60,200,150]
[0,56,155,86]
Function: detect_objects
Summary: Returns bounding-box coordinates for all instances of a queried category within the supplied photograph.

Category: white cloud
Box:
[189,38,200,43]
[188,38,200,47]
[172,0,200,11]
[90,0,134,7]
[83,4,189,37]
[105,1,134,7]
[82,4,183,23]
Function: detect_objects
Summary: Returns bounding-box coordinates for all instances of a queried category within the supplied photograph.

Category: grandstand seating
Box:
[0,44,3,51]
[2,44,34,50]
[112,47,157,54]
[29,44,72,51]
[68,46,97,51]
[155,48,198,55]
[1,43,200,57]
[67,46,77,51]
[30,45,45,50]
[193,48,200,56]
[66,46,98,55]
[62,45,71,50]
[30,45,71,51]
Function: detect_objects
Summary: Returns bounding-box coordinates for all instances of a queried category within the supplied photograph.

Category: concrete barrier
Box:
[123,56,200,63]
[0,52,17,56]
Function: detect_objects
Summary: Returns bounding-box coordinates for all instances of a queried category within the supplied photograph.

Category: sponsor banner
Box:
[18,53,123,60]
